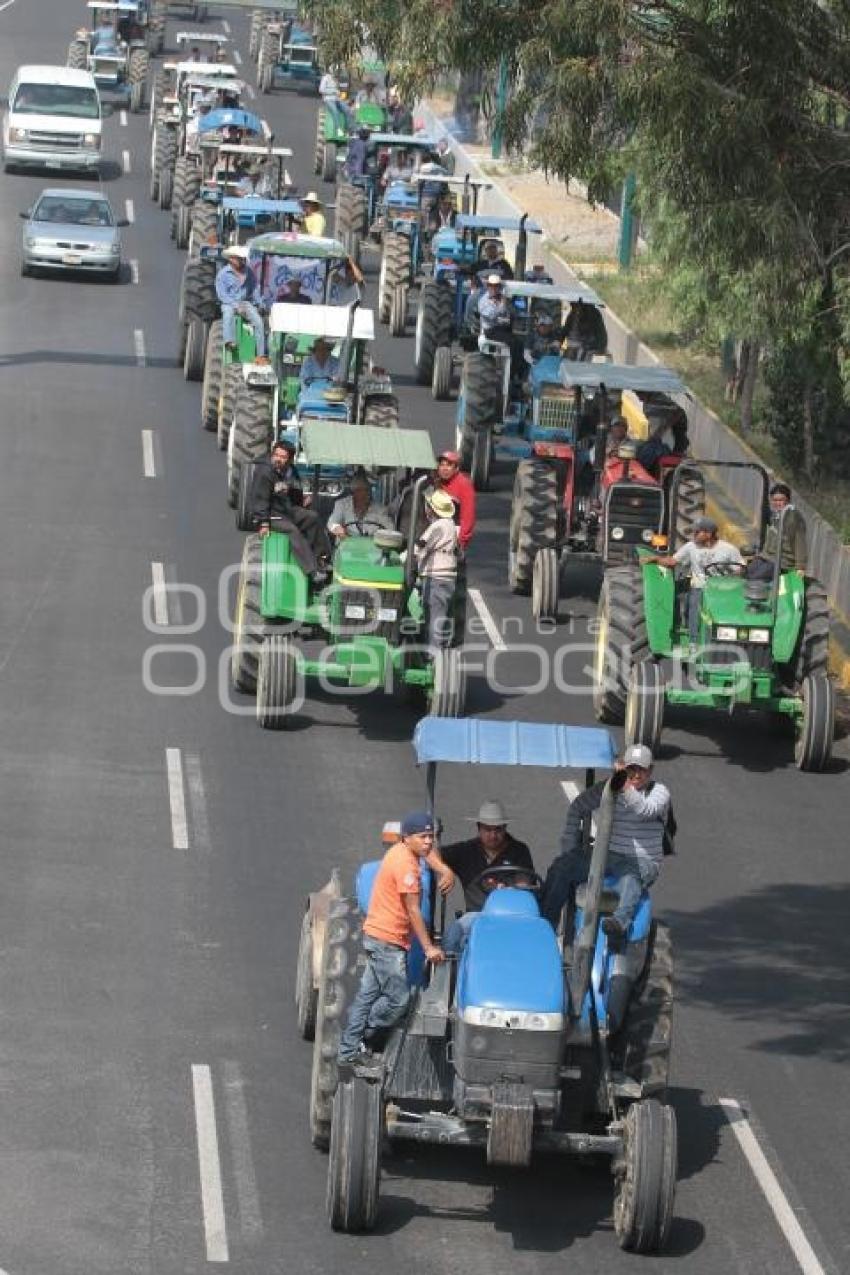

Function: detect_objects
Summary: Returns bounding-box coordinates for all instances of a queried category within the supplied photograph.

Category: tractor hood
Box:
[701,572,804,665]
[456,890,565,1021]
[333,535,404,588]
[297,384,350,421]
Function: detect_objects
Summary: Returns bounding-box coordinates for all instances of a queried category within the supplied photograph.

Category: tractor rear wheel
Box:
[458,352,502,490]
[618,922,674,1098]
[296,910,318,1040]
[154,127,177,209]
[172,157,201,236]
[201,319,224,430]
[257,635,299,729]
[183,319,207,381]
[431,345,454,400]
[228,382,272,507]
[672,467,705,547]
[327,1078,383,1233]
[180,256,217,325]
[363,395,399,430]
[321,141,336,183]
[793,577,830,684]
[625,660,665,753]
[219,364,242,452]
[189,200,217,257]
[613,1099,677,1253]
[158,154,175,210]
[175,202,192,250]
[236,462,260,532]
[334,183,367,264]
[67,39,87,70]
[509,459,558,595]
[415,282,453,385]
[430,648,466,717]
[531,546,559,621]
[795,673,835,772]
[310,896,363,1149]
[231,535,263,694]
[593,566,650,723]
[128,48,149,112]
[389,284,407,337]
[377,231,409,323]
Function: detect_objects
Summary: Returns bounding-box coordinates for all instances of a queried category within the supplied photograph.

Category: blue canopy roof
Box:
[222,196,302,213]
[456,214,543,234]
[413,718,616,770]
[199,108,263,135]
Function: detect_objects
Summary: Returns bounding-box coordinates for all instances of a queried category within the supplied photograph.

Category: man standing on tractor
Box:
[415,490,459,649]
[435,450,476,552]
[440,800,536,953]
[215,247,267,357]
[252,439,332,580]
[763,482,807,571]
[645,515,744,646]
[541,746,673,943]
[336,811,449,1075]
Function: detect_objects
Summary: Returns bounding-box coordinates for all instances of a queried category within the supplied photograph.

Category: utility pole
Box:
[491,56,509,159]
[618,173,637,270]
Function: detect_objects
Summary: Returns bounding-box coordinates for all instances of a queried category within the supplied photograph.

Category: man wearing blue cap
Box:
[337,812,451,1075]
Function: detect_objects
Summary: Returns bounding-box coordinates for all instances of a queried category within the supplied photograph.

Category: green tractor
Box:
[231,421,467,728]
[593,461,835,771]
[313,74,389,184]
[223,301,398,514]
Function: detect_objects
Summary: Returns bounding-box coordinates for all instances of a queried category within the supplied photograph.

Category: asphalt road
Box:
[0,3,848,1272]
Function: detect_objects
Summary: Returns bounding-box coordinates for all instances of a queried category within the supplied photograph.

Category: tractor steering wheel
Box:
[467,864,543,895]
[341,518,389,534]
[703,561,742,579]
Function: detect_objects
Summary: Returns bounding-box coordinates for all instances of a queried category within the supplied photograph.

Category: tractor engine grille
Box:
[537,389,577,433]
[603,482,664,565]
[707,640,773,672]
[332,586,403,643]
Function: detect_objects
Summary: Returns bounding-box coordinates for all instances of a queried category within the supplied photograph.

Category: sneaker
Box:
[601,916,627,944]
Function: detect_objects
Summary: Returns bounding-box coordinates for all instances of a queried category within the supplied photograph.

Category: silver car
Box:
[20,187,128,279]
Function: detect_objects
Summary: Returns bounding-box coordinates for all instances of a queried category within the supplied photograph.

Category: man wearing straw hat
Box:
[299,191,326,237]
[440,800,536,954]
[414,489,459,649]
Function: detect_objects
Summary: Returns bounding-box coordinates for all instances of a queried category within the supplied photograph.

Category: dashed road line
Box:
[192,1064,229,1262]
[142,429,156,477]
[151,561,169,626]
[184,753,211,852]
[120,108,128,126]
[122,148,131,174]
[133,328,146,366]
[245,83,255,99]
[468,587,506,651]
[720,1098,829,1275]
[165,747,189,850]
[221,18,231,33]
[222,1060,263,1241]
[233,48,242,64]
[125,197,135,223]
[130,258,140,285]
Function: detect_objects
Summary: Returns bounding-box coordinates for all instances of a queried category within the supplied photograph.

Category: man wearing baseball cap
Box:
[337,812,451,1074]
[435,451,476,551]
[541,747,674,943]
[645,515,744,647]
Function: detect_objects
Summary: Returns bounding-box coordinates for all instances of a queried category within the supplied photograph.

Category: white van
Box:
[2,65,103,174]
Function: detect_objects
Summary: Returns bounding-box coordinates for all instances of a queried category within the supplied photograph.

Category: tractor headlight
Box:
[610,526,624,540]
[749,628,770,643]
[344,604,366,620]
[716,626,737,641]
[641,528,655,542]
[377,607,397,622]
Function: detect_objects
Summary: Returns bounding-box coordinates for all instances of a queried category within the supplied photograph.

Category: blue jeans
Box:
[541,847,657,932]
[338,936,410,1062]
[687,587,703,644]
[443,910,478,955]
[421,575,455,649]
[222,301,266,357]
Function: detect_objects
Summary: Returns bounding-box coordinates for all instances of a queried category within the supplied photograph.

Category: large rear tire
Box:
[389,284,408,337]
[431,345,453,400]
[625,660,665,753]
[219,364,242,453]
[327,1079,383,1233]
[310,897,363,1149]
[128,48,149,113]
[201,320,224,430]
[593,566,650,723]
[334,183,367,265]
[613,1100,677,1253]
[795,673,835,771]
[296,906,319,1041]
[531,546,559,621]
[672,467,705,547]
[618,923,674,1098]
[228,383,273,507]
[415,282,453,385]
[508,459,558,595]
[793,577,830,684]
[377,231,409,324]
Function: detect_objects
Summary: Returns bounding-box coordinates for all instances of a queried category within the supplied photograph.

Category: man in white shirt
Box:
[646,515,744,645]
[299,337,339,385]
[415,489,459,649]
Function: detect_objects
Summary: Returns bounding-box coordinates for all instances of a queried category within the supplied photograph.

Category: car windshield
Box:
[13,84,100,119]
[34,196,114,226]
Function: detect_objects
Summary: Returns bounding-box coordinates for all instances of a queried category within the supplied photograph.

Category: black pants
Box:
[269,509,332,575]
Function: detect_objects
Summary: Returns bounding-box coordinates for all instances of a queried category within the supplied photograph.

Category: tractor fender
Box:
[306,870,343,990]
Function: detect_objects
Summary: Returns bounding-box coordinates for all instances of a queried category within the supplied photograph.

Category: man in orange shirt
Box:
[337,812,449,1075]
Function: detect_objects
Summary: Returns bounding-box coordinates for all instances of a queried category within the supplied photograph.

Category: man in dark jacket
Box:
[251,440,332,578]
[441,800,535,953]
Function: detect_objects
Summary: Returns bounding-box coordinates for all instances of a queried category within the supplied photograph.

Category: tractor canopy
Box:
[455,213,543,235]
[269,303,375,341]
[503,280,604,307]
[198,107,263,135]
[300,418,435,471]
[558,363,684,396]
[413,716,616,771]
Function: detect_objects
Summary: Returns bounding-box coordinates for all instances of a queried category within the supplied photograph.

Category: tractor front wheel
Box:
[257,635,299,729]
[430,647,466,717]
[327,1078,383,1233]
[795,673,835,771]
[613,1099,677,1253]
[625,660,665,753]
[531,546,559,621]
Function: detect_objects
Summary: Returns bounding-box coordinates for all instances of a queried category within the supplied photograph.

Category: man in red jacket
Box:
[435,451,476,551]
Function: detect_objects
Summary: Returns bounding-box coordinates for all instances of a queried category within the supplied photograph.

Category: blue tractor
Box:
[299,717,677,1250]
[258,19,321,95]
[333,133,438,267]
[172,107,276,248]
[454,278,607,490]
[182,140,294,252]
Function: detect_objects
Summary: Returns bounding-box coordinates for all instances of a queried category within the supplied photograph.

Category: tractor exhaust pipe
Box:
[567,777,616,1013]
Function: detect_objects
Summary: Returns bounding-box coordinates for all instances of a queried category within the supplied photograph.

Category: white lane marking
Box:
[468,587,506,650]
[151,561,169,626]
[221,18,231,33]
[245,83,255,99]
[222,1060,263,1241]
[720,1099,828,1275]
[134,328,146,366]
[184,753,211,852]
[166,747,189,850]
[125,197,135,223]
[120,109,128,127]
[130,258,140,285]
[0,0,18,11]
[142,429,156,477]
[122,148,131,174]
[191,1065,229,1263]
[233,48,242,64]
[561,780,580,803]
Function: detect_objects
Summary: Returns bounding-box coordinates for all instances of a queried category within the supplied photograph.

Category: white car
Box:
[3,65,102,174]
[21,188,128,279]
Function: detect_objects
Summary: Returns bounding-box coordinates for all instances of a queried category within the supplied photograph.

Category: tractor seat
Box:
[373,529,404,553]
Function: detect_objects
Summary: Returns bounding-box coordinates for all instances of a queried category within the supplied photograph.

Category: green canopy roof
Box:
[248,232,347,260]
[301,421,436,470]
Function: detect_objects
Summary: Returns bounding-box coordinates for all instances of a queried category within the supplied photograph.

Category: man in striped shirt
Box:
[540,745,671,942]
